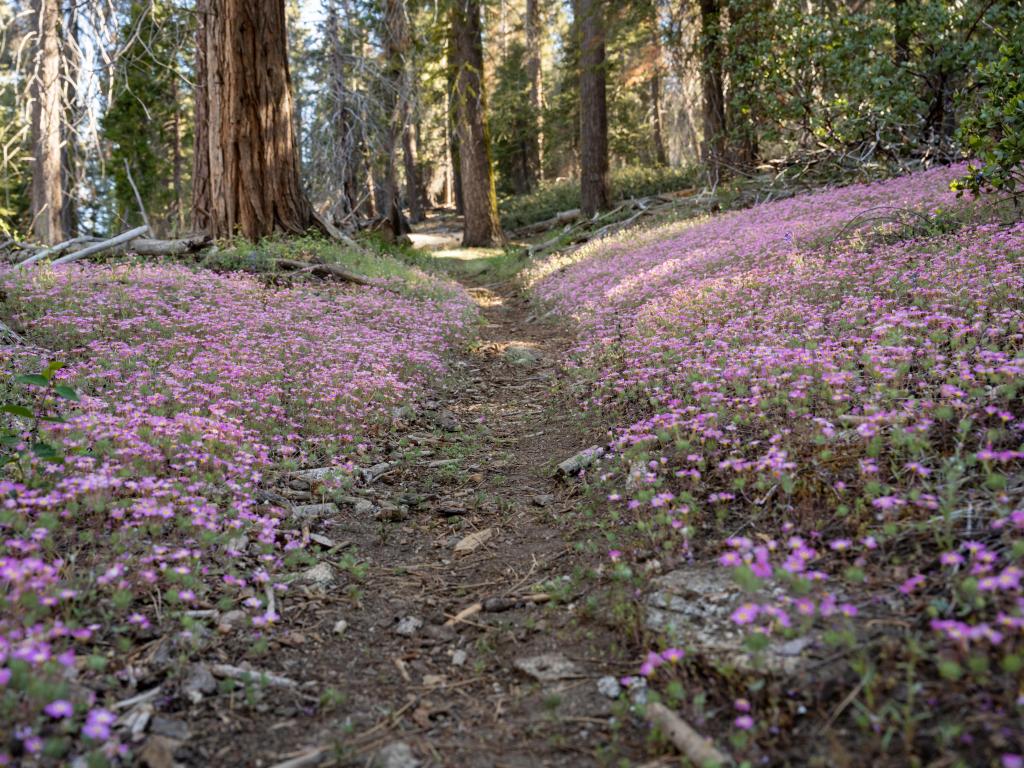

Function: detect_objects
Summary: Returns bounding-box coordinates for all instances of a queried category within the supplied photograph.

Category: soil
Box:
[159,273,648,767]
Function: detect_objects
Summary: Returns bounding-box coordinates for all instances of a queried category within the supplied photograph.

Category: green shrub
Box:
[499,165,696,230]
[953,41,1024,197]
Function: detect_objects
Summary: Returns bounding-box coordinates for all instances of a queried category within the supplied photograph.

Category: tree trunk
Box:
[30,0,64,245]
[699,0,726,181]
[382,0,411,236]
[192,0,311,240]
[525,0,545,185]
[650,19,667,166]
[450,0,504,247]
[577,0,611,217]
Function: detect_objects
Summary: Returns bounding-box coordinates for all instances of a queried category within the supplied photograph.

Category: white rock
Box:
[451,649,467,667]
[597,675,621,699]
[513,653,582,681]
[394,616,422,637]
[333,619,349,635]
[299,562,335,587]
[371,741,420,768]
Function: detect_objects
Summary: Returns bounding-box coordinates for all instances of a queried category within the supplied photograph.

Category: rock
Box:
[225,535,248,553]
[394,616,423,637]
[183,663,216,703]
[255,489,292,507]
[451,649,467,667]
[513,653,583,682]
[596,675,621,699]
[139,735,180,768]
[645,567,812,674]
[333,619,349,635]
[298,562,335,587]
[309,533,336,547]
[291,503,339,522]
[217,609,248,633]
[361,461,397,483]
[425,409,460,432]
[453,527,493,554]
[504,344,541,366]
[292,466,350,485]
[150,716,190,741]
[556,446,606,477]
[531,494,555,507]
[370,741,420,768]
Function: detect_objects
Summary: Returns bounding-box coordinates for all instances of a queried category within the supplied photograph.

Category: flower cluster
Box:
[534,166,1023,760]
[0,262,474,762]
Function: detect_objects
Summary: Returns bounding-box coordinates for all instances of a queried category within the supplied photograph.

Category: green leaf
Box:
[41,361,65,381]
[14,374,49,387]
[54,385,79,402]
[30,442,58,460]
[1,404,33,418]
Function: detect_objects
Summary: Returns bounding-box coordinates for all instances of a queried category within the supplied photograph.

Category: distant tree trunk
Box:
[699,0,726,181]
[650,20,667,166]
[171,74,185,233]
[525,0,544,185]
[30,0,64,245]
[382,0,411,235]
[192,0,310,240]
[577,0,611,217]
[446,39,464,214]
[450,0,504,247]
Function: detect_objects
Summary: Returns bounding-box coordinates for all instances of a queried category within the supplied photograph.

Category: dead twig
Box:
[646,702,732,767]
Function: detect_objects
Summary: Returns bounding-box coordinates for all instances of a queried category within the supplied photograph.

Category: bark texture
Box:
[30,0,64,245]
[450,0,504,247]
[192,0,311,240]
[577,0,611,217]
[699,0,726,180]
[525,0,544,185]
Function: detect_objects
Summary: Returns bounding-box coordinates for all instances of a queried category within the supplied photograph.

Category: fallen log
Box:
[14,234,98,269]
[511,208,581,237]
[14,228,211,269]
[274,258,373,286]
[42,226,150,268]
[646,702,732,767]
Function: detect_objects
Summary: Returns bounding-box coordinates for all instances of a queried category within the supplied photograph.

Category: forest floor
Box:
[183,265,648,767]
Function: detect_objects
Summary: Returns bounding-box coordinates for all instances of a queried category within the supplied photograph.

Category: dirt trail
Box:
[190,278,643,767]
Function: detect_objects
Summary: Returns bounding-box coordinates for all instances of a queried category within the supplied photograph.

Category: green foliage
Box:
[953,41,1024,196]
[1,361,77,472]
[500,165,696,229]
[491,42,539,196]
[101,1,192,235]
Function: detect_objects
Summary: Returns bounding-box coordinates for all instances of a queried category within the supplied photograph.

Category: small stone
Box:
[451,649,467,667]
[531,494,555,507]
[225,535,248,553]
[299,562,335,587]
[504,344,541,366]
[394,616,423,637]
[139,735,179,768]
[333,619,349,635]
[291,503,338,522]
[597,675,621,699]
[217,609,247,634]
[183,663,216,703]
[309,533,336,547]
[292,466,350,484]
[371,741,420,768]
[513,653,582,681]
[150,716,190,741]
